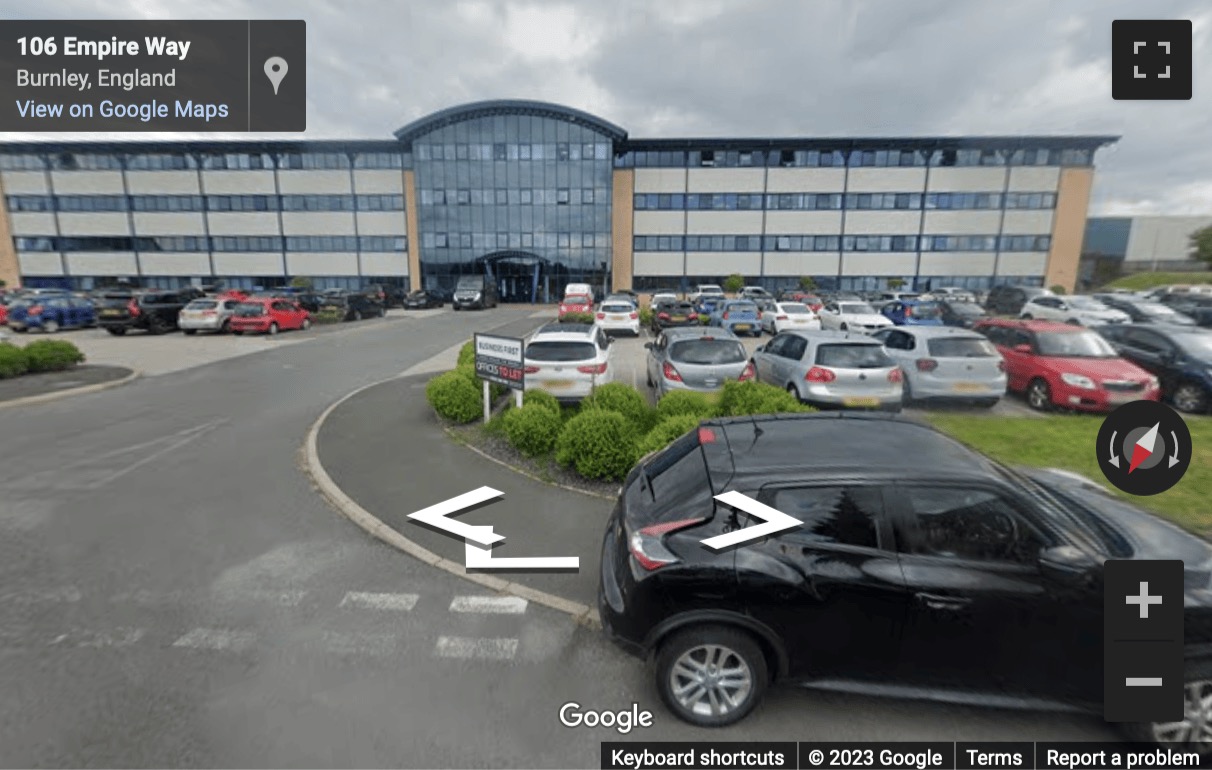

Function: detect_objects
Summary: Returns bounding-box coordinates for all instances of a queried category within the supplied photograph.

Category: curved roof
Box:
[393,100,627,145]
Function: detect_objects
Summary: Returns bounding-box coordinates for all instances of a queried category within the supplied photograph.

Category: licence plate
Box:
[734,324,751,331]
[544,380,574,390]
[671,315,686,322]
[101,309,121,316]
[609,315,626,321]
[842,396,880,407]
[952,382,986,393]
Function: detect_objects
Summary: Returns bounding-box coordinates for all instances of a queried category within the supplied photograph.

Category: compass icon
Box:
[1097,401,1192,496]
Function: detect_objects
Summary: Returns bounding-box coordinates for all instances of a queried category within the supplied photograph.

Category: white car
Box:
[878,291,920,303]
[930,287,977,303]
[760,301,821,334]
[649,292,678,307]
[595,301,640,336]
[818,301,894,333]
[178,297,241,334]
[688,284,725,304]
[1020,295,1130,326]
[522,323,614,402]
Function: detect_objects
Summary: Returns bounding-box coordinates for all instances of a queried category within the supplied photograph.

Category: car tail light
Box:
[596,312,605,320]
[524,365,541,374]
[629,312,638,319]
[28,305,42,315]
[805,366,835,383]
[997,360,1006,372]
[915,358,938,372]
[889,368,904,383]
[688,312,698,319]
[128,300,140,316]
[723,312,730,319]
[628,517,707,571]
[657,312,670,320]
[559,305,568,313]
[662,361,683,382]
[738,361,756,382]
[776,315,788,321]
[577,362,608,375]
[905,307,913,317]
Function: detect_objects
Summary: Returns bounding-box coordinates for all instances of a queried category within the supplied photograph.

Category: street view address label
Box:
[0,20,306,132]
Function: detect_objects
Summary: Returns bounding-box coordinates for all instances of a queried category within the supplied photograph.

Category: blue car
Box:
[708,299,761,337]
[695,293,727,315]
[879,299,944,326]
[7,295,96,333]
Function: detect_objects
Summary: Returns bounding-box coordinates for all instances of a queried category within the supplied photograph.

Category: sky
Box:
[5,0,1211,217]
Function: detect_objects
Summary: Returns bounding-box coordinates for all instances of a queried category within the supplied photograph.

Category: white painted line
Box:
[110,589,187,605]
[449,595,528,614]
[225,589,307,607]
[339,591,420,611]
[320,631,398,656]
[434,636,518,660]
[1,586,82,604]
[49,627,146,648]
[171,628,256,652]
[1126,677,1163,687]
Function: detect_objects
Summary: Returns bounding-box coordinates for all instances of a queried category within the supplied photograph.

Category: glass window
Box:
[905,486,1045,563]
[767,486,880,548]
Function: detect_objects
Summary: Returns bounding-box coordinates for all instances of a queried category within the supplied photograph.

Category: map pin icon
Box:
[264,57,288,95]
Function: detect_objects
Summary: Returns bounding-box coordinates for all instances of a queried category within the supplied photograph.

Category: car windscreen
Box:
[668,339,747,365]
[1036,331,1118,357]
[455,278,483,289]
[601,303,633,313]
[1176,333,1212,359]
[839,303,876,315]
[779,303,810,314]
[816,343,892,368]
[525,341,597,362]
[725,302,758,314]
[1066,297,1107,310]
[909,302,942,318]
[234,303,266,316]
[1139,302,1183,316]
[187,300,218,309]
[948,302,984,316]
[927,337,999,358]
[563,295,592,305]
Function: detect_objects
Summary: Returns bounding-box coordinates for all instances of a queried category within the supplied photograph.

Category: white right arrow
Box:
[701,490,803,550]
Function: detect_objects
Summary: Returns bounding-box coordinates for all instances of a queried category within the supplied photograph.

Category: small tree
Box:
[1050,284,1067,295]
[798,276,817,291]
[723,273,745,294]
[289,276,314,290]
[0,279,7,289]
[1190,225,1212,266]
[887,277,905,290]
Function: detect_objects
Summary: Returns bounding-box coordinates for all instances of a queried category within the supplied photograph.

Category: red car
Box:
[973,319,1160,411]
[229,298,311,335]
[558,293,594,321]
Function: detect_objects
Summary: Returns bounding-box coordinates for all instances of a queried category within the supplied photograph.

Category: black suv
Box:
[599,412,1212,746]
[319,291,386,321]
[985,285,1052,316]
[95,290,190,335]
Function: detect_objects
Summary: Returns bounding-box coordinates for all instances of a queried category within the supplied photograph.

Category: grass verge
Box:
[1101,272,1212,291]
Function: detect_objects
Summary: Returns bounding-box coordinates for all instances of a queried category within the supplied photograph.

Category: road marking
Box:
[49,627,146,648]
[320,631,399,656]
[1,586,82,604]
[449,595,528,614]
[339,591,420,611]
[434,636,519,660]
[218,589,308,607]
[171,628,256,652]
[110,589,188,606]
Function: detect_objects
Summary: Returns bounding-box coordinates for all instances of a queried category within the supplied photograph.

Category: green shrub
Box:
[560,311,595,324]
[457,340,476,366]
[638,306,654,327]
[522,389,561,415]
[503,404,563,456]
[0,343,29,379]
[656,390,717,421]
[716,379,814,416]
[23,340,84,373]
[312,307,343,324]
[425,369,483,423]
[699,313,711,325]
[582,382,654,430]
[637,413,703,456]
[555,409,640,480]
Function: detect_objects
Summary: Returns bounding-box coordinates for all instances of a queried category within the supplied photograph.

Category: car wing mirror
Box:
[643,342,654,350]
[1039,545,1097,583]
[1013,344,1032,353]
[755,344,765,353]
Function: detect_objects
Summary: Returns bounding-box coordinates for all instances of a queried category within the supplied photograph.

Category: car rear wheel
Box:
[1020,313,1033,320]
[1066,318,1081,326]
[42,320,59,333]
[654,625,767,728]
[106,327,126,336]
[1173,382,1209,414]
[268,322,279,336]
[786,383,803,402]
[353,310,363,321]
[1026,378,1053,411]
[839,323,848,331]
[301,318,312,330]
[1120,672,1212,750]
[220,320,230,334]
[182,329,197,335]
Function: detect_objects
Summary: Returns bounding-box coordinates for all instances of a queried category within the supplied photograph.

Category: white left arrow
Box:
[701,490,803,550]
[407,487,507,547]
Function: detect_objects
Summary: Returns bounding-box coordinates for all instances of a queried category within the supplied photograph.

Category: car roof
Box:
[893,326,984,338]
[532,323,597,339]
[662,326,740,340]
[976,318,1081,332]
[783,329,879,343]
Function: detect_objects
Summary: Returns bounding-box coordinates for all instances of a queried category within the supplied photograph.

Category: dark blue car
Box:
[7,295,96,333]
[879,299,944,326]
[1095,323,1212,413]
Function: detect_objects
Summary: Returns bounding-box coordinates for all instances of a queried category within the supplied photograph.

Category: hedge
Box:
[638,306,654,327]
[457,340,476,366]
[656,390,717,421]
[716,379,814,416]
[555,409,639,480]
[581,382,654,429]
[22,340,84,373]
[560,311,595,324]
[0,343,29,379]
[312,307,344,324]
[522,389,561,415]
[426,369,482,423]
[638,413,703,456]
[503,404,563,456]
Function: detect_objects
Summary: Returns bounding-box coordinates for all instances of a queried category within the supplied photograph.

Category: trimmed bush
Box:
[457,340,476,366]
[560,311,595,324]
[638,413,703,456]
[582,382,654,430]
[522,388,561,415]
[426,369,482,423]
[23,340,84,373]
[716,379,814,417]
[0,343,29,379]
[312,307,344,324]
[503,404,563,457]
[638,306,654,327]
[555,409,639,480]
[656,390,717,421]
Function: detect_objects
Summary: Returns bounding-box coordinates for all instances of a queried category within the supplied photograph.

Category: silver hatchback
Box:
[645,327,755,398]
[751,330,903,411]
[871,326,1007,406]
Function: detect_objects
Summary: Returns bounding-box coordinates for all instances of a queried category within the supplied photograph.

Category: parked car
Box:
[604,292,638,308]
[879,299,944,326]
[364,283,407,308]
[738,286,773,301]
[984,285,1053,316]
[871,327,1006,407]
[1094,324,1212,414]
[649,291,679,308]
[1019,295,1129,326]
[322,292,386,321]
[598,410,1212,746]
[935,298,987,328]
[645,327,754,398]
[452,275,499,310]
[1093,295,1197,327]
[760,302,821,334]
[929,286,978,303]
[178,298,242,334]
[973,319,1160,411]
[229,298,312,335]
[563,282,594,300]
[558,293,595,321]
[595,300,640,336]
[522,323,614,402]
[402,289,444,309]
[6,295,96,333]
[878,291,920,303]
[818,300,894,334]
[651,299,699,332]
[690,284,728,314]
[688,284,725,305]
[96,290,189,335]
[1157,294,1212,327]
[708,300,762,337]
[0,296,10,326]
[752,330,902,410]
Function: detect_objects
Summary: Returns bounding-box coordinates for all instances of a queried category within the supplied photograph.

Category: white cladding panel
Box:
[841,253,917,276]
[632,252,685,276]
[926,168,1007,192]
[685,252,761,274]
[212,252,284,275]
[844,211,921,234]
[763,252,841,275]
[686,168,765,193]
[918,252,996,274]
[996,253,1048,276]
[18,252,63,275]
[200,171,276,194]
[138,253,211,276]
[765,168,845,193]
[633,211,687,235]
[9,213,56,235]
[65,252,138,275]
[131,212,206,235]
[1,171,49,194]
[125,171,200,194]
[922,211,1003,233]
[356,211,409,236]
[206,212,281,236]
[685,211,764,234]
[360,252,409,276]
[277,170,352,194]
[51,171,123,194]
[280,212,356,235]
[1001,211,1055,234]
[286,253,359,276]
[634,169,687,193]
[57,213,130,236]
[846,168,928,192]
[352,170,405,194]
[1007,167,1060,192]
[764,211,843,234]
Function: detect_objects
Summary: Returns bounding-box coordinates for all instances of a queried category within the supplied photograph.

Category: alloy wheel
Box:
[1152,680,1212,749]
[1173,384,1208,414]
[668,644,754,719]
[1027,380,1051,410]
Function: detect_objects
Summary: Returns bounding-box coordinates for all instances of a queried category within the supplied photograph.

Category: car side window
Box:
[824,303,838,313]
[902,486,1046,564]
[1124,329,1171,355]
[272,301,290,311]
[767,486,882,549]
[784,335,808,361]
[598,330,610,350]
[885,331,913,350]
[1007,329,1034,350]
[764,334,788,357]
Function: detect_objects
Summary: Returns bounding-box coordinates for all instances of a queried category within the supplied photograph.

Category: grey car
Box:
[871,326,1007,407]
[751,329,903,411]
[645,327,755,398]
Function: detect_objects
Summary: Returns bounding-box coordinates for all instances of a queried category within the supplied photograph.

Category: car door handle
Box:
[915,592,971,611]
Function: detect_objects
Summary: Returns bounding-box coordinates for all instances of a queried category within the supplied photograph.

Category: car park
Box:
[752,330,902,410]
[96,290,189,335]
[178,298,241,334]
[651,299,699,332]
[707,299,761,337]
[522,323,614,402]
[871,326,1005,406]
[597,411,1212,744]
[760,301,820,334]
[595,300,641,336]
[558,293,595,321]
[1094,324,1212,413]
[319,292,386,321]
[6,295,96,333]
[879,299,944,326]
[818,300,894,333]
[1019,295,1129,326]
[936,298,988,328]
[1093,294,1197,326]
[229,298,312,335]
[402,289,444,309]
[984,284,1053,316]
[644,327,754,398]
[452,275,499,310]
[973,319,1160,412]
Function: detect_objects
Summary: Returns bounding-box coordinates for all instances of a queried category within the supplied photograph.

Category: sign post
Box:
[473,333,526,423]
